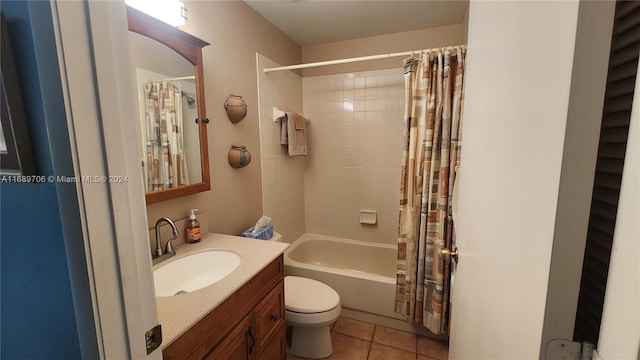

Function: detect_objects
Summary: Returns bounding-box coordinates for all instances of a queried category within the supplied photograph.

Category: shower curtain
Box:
[144,80,189,191]
[394,47,465,335]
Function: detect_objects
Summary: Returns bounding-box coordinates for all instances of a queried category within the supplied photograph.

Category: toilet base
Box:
[287,324,333,359]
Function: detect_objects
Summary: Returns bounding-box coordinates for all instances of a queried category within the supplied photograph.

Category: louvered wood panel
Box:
[602,110,632,127]
[600,127,631,143]
[617,1,640,18]
[592,186,620,205]
[590,203,617,224]
[608,60,638,81]
[573,0,637,346]
[597,143,628,158]
[606,78,637,98]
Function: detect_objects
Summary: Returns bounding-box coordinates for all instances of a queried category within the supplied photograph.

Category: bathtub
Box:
[283,234,403,321]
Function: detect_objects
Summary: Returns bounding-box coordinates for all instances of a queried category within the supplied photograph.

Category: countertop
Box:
[153,232,289,348]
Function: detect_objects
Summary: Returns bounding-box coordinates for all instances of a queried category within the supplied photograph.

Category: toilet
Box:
[285,276,341,358]
[269,232,341,359]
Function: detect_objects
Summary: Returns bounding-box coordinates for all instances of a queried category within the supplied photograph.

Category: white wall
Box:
[597,61,640,359]
[450,1,581,358]
[146,1,301,236]
[302,23,466,77]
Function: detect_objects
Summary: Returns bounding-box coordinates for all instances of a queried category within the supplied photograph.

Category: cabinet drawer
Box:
[254,280,285,355]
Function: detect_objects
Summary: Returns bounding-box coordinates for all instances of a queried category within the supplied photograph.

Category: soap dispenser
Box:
[186,209,201,243]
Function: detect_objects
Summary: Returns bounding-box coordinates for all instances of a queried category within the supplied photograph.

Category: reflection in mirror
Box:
[127,6,210,204]
[129,31,203,191]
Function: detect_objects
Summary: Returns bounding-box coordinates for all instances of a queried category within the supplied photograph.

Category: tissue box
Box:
[241,224,273,240]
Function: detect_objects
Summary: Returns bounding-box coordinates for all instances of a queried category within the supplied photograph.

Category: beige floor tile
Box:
[372,326,417,353]
[417,336,448,360]
[287,355,309,360]
[368,343,416,360]
[418,356,439,360]
[325,332,371,360]
[332,317,376,341]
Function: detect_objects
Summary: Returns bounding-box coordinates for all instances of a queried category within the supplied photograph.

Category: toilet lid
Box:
[285,276,340,313]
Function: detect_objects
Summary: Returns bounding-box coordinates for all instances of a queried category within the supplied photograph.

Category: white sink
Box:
[153,250,241,297]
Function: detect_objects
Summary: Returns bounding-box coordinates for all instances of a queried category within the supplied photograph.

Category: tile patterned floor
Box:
[286,316,448,360]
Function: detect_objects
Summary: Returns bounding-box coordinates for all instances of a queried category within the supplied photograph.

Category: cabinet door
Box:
[204,316,252,360]
[254,281,285,355]
[257,325,285,360]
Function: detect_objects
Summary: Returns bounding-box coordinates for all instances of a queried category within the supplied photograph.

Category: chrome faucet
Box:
[152,217,179,265]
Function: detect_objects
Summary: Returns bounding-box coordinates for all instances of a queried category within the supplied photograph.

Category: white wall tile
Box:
[259,63,404,245]
[303,69,404,244]
[257,54,305,243]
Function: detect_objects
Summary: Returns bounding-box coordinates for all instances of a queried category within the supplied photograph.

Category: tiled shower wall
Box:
[302,69,405,245]
[257,54,305,243]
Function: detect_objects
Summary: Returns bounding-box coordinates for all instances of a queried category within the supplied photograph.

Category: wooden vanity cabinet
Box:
[205,316,251,360]
[163,256,286,360]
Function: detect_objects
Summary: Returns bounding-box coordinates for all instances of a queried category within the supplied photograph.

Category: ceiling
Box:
[244,1,469,47]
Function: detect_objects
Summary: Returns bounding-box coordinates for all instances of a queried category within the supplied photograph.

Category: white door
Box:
[52,1,161,358]
[449,1,639,359]
[448,1,584,358]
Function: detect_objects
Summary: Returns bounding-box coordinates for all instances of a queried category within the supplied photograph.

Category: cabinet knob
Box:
[270,314,278,321]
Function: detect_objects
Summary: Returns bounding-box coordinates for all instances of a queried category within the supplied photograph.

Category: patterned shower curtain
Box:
[395,47,465,335]
[144,80,190,191]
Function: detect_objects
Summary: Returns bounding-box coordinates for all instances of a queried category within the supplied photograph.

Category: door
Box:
[447,1,597,358]
[52,1,160,358]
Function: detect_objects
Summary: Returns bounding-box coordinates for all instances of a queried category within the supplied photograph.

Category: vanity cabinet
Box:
[163,256,286,360]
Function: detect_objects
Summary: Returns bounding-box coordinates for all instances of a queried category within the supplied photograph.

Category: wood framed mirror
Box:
[127,6,210,204]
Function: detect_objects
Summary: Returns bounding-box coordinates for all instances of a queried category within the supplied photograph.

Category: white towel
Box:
[280,112,307,156]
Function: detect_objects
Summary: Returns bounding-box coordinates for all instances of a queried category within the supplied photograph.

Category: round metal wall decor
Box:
[228,145,251,168]
[224,95,247,124]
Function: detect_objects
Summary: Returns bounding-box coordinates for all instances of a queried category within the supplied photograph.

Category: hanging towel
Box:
[280,115,289,145]
[279,112,307,156]
[293,113,305,130]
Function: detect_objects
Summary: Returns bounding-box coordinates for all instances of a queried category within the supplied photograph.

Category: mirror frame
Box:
[127,6,211,204]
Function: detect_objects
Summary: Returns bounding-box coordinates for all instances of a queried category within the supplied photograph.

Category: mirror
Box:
[127,6,210,204]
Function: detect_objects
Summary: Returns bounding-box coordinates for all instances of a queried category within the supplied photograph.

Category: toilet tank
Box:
[271,231,283,242]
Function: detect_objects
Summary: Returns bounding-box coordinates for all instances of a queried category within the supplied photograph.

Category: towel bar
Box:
[273,107,286,121]
[272,107,310,122]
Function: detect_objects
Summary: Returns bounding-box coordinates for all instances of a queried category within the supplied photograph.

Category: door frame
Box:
[51,1,160,358]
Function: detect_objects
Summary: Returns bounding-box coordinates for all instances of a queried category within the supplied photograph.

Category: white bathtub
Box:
[283,234,403,321]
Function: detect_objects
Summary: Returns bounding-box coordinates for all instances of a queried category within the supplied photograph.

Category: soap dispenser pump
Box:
[186,209,201,243]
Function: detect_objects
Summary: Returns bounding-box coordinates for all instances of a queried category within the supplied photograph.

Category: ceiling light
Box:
[125,0,186,27]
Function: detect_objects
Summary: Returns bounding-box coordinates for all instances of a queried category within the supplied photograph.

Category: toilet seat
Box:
[285,304,341,326]
[285,276,340,314]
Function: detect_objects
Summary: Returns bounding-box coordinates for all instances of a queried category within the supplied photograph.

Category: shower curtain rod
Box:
[148,75,196,82]
[263,44,466,73]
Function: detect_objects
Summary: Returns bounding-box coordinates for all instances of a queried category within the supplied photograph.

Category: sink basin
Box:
[153,250,241,297]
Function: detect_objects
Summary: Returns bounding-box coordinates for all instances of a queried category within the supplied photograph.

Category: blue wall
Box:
[1,1,85,358]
